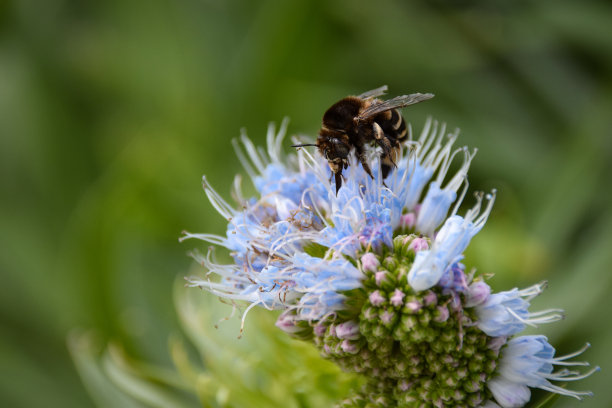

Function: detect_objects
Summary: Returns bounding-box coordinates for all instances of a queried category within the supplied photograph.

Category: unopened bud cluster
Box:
[282,235,501,407]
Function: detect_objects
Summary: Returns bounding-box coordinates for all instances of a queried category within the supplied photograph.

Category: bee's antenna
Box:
[291,143,318,148]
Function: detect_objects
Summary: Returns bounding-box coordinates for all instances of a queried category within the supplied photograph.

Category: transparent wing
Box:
[357,93,434,120]
[357,85,388,100]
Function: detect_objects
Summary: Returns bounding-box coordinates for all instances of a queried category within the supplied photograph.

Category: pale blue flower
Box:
[487,335,599,408]
[475,282,564,337]
[408,191,496,291]
[415,144,475,235]
[385,120,458,227]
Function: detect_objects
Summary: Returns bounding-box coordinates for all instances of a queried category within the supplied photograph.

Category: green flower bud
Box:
[382,256,399,271]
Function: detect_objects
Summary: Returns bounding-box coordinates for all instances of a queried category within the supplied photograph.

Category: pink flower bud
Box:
[369,290,385,306]
[380,309,395,324]
[341,339,359,354]
[275,311,300,334]
[361,252,380,272]
[405,300,421,313]
[313,323,327,337]
[336,320,360,340]
[375,271,388,286]
[465,281,491,307]
[423,290,438,306]
[487,336,507,352]
[358,235,369,247]
[400,212,416,229]
[449,294,462,312]
[409,237,429,252]
[398,380,413,392]
[390,289,405,307]
[434,305,449,322]
[363,307,377,320]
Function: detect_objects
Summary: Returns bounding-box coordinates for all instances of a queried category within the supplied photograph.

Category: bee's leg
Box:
[380,140,401,179]
[373,122,394,159]
[334,171,343,195]
[355,143,374,179]
[381,156,394,179]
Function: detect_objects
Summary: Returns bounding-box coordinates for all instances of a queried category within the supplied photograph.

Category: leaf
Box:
[67,330,149,408]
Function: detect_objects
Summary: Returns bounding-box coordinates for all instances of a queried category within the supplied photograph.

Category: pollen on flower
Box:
[184,116,596,407]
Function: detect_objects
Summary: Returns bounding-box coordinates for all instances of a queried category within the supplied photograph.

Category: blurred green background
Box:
[1,0,611,406]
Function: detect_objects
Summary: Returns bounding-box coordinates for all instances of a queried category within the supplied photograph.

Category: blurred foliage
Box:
[1,0,611,406]
[69,281,359,407]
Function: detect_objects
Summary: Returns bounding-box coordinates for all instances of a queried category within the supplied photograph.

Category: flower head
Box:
[183,115,596,407]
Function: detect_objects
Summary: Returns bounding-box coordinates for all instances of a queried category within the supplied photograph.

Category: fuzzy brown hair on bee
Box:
[292,86,434,194]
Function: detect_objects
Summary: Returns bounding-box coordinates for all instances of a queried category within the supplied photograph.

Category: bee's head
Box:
[319,137,349,172]
[293,132,349,195]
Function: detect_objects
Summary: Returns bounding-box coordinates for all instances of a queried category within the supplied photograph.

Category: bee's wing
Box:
[357,85,388,100]
[357,93,434,120]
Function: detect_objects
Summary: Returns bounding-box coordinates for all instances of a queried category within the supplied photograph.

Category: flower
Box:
[475,281,565,337]
[183,114,596,407]
[487,336,599,408]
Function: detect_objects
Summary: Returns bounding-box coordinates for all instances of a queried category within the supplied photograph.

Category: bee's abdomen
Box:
[377,109,407,142]
[389,109,408,141]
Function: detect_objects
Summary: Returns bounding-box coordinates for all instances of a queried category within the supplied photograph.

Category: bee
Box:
[293,86,434,194]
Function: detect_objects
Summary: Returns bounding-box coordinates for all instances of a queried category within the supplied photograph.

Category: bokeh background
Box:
[2,0,611,406]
